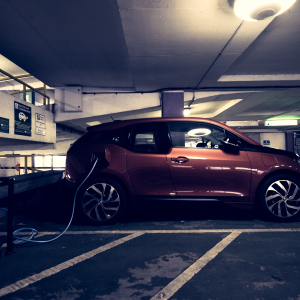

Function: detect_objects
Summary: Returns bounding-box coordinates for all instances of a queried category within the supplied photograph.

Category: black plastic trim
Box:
[138,196,246,202]
[244,144,297,160]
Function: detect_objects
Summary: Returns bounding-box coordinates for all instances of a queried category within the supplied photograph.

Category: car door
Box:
[166,121,252,201]
[126,122,176,196]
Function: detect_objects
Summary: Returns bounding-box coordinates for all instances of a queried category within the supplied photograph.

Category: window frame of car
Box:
[128,122,171,154]
[166,121,244,150]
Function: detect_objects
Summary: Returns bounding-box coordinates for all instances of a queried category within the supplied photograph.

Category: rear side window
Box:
[134,131,157,153]
[130,122,171,154]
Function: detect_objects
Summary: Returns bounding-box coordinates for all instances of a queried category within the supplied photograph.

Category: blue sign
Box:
[263,140,270,146]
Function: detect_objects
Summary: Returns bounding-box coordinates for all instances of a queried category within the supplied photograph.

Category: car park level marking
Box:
[1,228,300,237]
[0,232,144,298]
[150,231,242,300]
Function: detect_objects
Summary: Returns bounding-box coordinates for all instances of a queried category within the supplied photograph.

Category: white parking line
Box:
[1,229,299,249]
[64,228,300,233]
[150,231,242,300]
[0,232,143,298]
[1,229,299,298]
[1,228,300,237]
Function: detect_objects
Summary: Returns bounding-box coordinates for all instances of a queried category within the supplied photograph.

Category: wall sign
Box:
[35,113,46,136]
[14,101,31,136]
[0,117,9,133]
[263,140,270,146]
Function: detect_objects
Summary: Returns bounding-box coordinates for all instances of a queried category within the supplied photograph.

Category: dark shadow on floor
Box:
[1,197,258,229]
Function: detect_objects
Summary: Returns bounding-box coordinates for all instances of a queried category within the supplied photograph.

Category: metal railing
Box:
[0,154,66,175]
[0,177,15,255]
[0,68,51,111]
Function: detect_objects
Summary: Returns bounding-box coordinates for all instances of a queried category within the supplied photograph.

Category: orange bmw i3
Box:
[64,117,300,225]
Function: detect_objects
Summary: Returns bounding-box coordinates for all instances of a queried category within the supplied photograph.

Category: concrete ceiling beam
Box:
[197,19,274,88]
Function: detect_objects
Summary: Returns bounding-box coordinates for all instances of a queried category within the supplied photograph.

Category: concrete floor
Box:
[0,200,300,300]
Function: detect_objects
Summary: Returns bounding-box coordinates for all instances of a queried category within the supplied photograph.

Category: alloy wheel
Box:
[82,183,120,221]
[265,180,300,218]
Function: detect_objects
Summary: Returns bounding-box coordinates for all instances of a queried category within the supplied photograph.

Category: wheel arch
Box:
[254,169,300,205]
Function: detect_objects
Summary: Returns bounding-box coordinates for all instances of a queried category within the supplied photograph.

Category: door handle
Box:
[171,156,189,163]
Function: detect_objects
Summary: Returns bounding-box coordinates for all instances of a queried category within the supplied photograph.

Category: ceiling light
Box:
[265,120,297,126]
[234,0,297,21]
[86,121,101,126]
[226,121,259,127]
[218,74,300,82]
[183,107,191,116]
[188,128,211,137]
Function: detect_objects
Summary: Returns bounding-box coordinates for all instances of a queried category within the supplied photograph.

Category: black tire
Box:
[76,177,127,226]
[256,174,300,222]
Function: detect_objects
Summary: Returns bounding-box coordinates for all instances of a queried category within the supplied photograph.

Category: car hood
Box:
[245,144,297,160]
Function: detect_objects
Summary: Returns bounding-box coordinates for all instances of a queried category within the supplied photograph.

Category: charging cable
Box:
[1,157,99,245]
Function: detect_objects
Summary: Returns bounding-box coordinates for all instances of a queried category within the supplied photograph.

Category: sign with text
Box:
[35,113,46,136]
[14,101,31,136]
[0,117,9,133]
[263,140,270,146]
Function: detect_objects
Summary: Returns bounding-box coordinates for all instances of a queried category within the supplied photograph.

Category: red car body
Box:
[64,117,300,224]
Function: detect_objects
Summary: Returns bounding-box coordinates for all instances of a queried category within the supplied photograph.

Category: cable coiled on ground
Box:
[0,158,99,245]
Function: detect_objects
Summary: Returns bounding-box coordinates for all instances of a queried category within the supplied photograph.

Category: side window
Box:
[168,122,226,149]
[130,123,171,154]
[225,130,242,145]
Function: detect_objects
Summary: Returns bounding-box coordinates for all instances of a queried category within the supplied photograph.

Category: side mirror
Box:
[219,137,240,153]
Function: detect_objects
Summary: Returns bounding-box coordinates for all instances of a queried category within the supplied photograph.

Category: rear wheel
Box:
[77,177,126,226]
[257,174,300,222]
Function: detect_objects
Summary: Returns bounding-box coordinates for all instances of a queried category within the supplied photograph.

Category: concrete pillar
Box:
[162,91,184,117]
[286,132,294,153]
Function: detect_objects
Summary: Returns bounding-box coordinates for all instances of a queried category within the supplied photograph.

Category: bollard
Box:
[0,177,15,255]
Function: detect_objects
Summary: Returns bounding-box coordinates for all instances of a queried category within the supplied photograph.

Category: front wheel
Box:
[257,174,300,222]
[76,177,127,226]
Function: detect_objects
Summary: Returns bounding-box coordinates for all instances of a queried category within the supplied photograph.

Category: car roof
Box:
[87,117,261,145]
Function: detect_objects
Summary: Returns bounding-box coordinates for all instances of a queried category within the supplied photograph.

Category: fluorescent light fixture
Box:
[234,0,296,21]
[183,107,191,116]
[265,120,297,126]
[86,121,101,126]
[188,128,211,137]
[226,121,259,127]
[218,74,300,82]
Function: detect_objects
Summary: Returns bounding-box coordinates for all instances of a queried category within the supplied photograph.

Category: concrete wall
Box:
[0,156,20,177]
[243,132,261,144]
[54,88,253,123]
[0,135,81,155]
[0,91,56,144]
[260,133,286,150]
[54,88,161,122]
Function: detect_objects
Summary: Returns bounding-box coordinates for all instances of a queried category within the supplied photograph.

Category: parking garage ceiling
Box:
[0,0,300,131]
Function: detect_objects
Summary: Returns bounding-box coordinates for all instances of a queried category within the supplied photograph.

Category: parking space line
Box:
[0,232,144,298]
[1,228,300,237]
[150,231,242,300]
[64,228,300,233]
